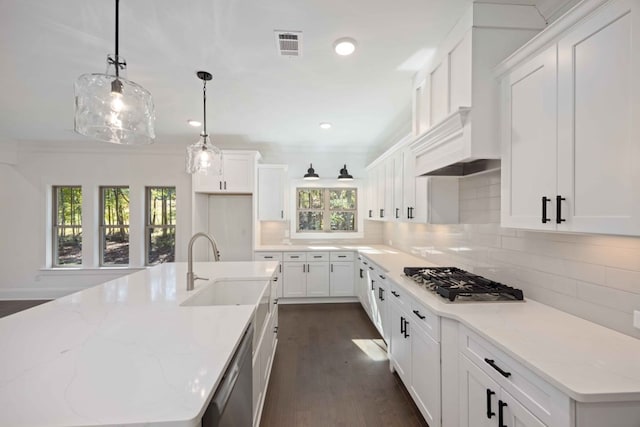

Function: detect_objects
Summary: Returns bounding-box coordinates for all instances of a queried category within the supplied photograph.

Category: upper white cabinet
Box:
[193,151,260,194]
[410,4,545,176]
[258,164,287,221]
[499,0,640,236]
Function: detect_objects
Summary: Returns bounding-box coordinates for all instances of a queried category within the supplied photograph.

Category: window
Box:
[52,186,82,266]
[100,186,130,266]
[146,187,176,265]
[297,188,357,232]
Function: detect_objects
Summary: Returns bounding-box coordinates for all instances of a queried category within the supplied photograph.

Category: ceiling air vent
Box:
[275,30,302,57]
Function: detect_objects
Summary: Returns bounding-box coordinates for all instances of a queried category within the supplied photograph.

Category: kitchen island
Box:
[0,261,278,427]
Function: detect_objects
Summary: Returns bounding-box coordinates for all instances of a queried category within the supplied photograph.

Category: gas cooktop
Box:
[403,267,524,302]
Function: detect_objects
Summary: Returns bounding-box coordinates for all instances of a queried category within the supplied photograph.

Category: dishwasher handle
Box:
[211,325,253,416]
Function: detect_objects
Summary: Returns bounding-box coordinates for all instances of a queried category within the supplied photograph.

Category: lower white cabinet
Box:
[306,262,330,297]
[282,262,307,297]
[390,300,412,382]
[411,324,441,426]
[330,261,355,296]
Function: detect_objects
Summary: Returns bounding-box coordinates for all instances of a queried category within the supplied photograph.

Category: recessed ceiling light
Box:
[187,119,201,127]
[319,122,332,129]
[334,38,357,56]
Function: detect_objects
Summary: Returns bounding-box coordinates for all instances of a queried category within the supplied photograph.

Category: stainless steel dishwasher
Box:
[202,325,253,427]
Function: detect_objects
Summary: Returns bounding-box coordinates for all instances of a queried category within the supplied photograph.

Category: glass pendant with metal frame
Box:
[74,0,155,145]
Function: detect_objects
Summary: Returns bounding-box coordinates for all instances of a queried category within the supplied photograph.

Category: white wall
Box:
[0,142,192,299]
[383,170,640,339]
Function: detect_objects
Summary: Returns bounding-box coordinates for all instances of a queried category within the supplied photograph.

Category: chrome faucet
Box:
[187,232,221,291]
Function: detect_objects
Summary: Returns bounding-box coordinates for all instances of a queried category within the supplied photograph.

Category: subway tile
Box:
[576,281,640,314]
[604,267,640,295]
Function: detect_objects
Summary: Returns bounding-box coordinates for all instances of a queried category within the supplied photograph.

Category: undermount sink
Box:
[181,279,270,307]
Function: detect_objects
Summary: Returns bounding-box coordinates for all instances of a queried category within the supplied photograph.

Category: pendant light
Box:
[303,163,320,180]
[337,164,353,181]
[186,71,223,175]
[74,0,155,145]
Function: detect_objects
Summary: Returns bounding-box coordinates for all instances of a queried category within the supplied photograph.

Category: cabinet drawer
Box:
[307,252,329,261]
[284,252,306,261]
[254,251,283,261]
[459,325,571,426]
[330,251,355,261]
[409,299,440,342]
[388,281,410,311]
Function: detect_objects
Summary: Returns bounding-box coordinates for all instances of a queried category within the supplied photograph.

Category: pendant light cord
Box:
[115,0,120,78]
[202,79,208,137]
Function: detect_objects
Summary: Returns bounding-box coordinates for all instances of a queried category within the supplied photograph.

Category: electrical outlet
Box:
[634,311,640,330]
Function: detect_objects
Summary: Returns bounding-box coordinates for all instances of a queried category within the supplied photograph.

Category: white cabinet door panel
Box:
[557,0,640,235]
[459,355,499,427]
[431,61,449,125]
[282,263,305,298]
[390,304,411,382]
[500,389,546,427]
[411,326,441,427]
[501,45,557,230]
[258,166,286,220]
[306,262,330,297]
[329,262,355,296]
[222,154,253,193]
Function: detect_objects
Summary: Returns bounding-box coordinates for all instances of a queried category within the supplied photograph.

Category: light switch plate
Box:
[634,310,640,330]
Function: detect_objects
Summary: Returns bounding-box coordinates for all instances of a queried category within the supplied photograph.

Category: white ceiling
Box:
[0,0,569,151]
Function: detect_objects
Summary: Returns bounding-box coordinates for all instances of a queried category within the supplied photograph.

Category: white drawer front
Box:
[459,325,570,426]
[330,251,355,261]
[284,252,307,261]
[409,299,440,342]
[254,251,283,261]
[388,281,410,311]
[307,252,329,261]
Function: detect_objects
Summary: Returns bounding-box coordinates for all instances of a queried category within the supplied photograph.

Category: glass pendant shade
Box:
[75,55,155,145]
[186,134,223,175]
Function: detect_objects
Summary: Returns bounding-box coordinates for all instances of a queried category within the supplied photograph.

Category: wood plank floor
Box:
[260,303,429,427]
[0,300,49,318]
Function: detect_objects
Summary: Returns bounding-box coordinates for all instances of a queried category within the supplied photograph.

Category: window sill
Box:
[290,231,364,240]
[38,267,146,276]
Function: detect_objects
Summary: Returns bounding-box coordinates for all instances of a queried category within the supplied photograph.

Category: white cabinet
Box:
[384,156,395,221]
[282,261,306,298]
[376,165,386,220]
[330,261,355,297]
[193,151,258,194]
[411,324,441,426]
[366,169,377,220]
[306,262,330,297]
[500,0,640,236]
[401,148,415,221]
[257,164,287,221]
[254,252,283,298]
[389,299,412,382]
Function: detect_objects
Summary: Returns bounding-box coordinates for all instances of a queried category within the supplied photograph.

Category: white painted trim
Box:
[495,0,611,76]
[366,133,413,170]
[409,107,471,157]
[278,297,358,304]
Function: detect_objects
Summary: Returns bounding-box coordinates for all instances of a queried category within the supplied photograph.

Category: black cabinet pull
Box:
[409,207,414,219]
[380,208,384,218]
[224,181,227,190]
[541,196,550,223]
[273,277,278,282]
[407,207,411,219]
[331,264,334,273]
[291,255,299,259]
[403,319,409,338]
[338,255,346,258]
[395,208,400,219]
[281,210,284,218]
[391,291,399,297]
[313,255,322,258]
[378,287,385,301]
[413,309,426,320]
[556,195,566,224]
[369,266,374,270]
[363,261,368,265]
[264,256,273,259]
[303,264,305,273]
[498,400,508,427]
[219,181,222,190]
[359,269,363,278]
[400,316,406,335]
[279,264,282,273]
[486,389,496,419]
[371,279,375,291]
[369,209,372,218]
[379,275,386,280]
[484,358,511,378]
[274,298,278,305]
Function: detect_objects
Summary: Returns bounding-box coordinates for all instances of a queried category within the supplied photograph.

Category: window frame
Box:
[145,186,176,266]
[52,185,83,268]
[296,187,358,233]
[99,186,130,267]
[290,179,364,240]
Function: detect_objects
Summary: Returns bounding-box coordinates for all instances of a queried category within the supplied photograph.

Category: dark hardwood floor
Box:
[260,303,429,427]
[0,300,49,318]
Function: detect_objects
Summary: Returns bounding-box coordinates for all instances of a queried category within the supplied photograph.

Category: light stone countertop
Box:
[0,261,278,427]
[358,246,640,403]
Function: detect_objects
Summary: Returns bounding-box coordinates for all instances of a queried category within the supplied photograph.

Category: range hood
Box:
[409,107,501,177]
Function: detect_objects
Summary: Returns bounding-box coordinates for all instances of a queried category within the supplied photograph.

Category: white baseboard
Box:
[278,296,358,304]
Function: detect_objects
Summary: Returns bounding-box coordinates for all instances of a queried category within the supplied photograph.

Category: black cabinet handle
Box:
[486,389,496,419]
[409,207,414,219]
[380,208,384,218]
[379,275,386,280]
[404,319,409,338]
[359,269,363,279]
[219,181,222,190]
[274,326,278,333]
[378,287,385,301]
[498,400,508,427]
[331,264,334,273]
[264,256,273,259]
[224,181,227,190]
[556,195,566,224]
[413,309,426,320]
[542,196,550,223]
[338,255,346,258]
[400,316,406,335]
[313,255,322,258]
[274,298,278,305]
[484,358,511,378]
[391,291,399,297]
[281,210,284,218]
[371,279,375,291]
[407,207,411,219]
[291,255,299,259]
[369,209,372,218]
[273,277,278,282]
[363,261,368,265]
[279,264,282,273]
[395,208,400,219]
[369,266,374,270]
[303,264,305,273]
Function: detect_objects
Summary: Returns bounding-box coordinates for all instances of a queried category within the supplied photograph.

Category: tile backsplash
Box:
[260,219,384,246]
[384,170,640,339]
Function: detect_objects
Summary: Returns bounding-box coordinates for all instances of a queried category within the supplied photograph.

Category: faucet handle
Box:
[194,275,209,282]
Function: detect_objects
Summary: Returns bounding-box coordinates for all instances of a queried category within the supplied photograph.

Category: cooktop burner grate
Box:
[403,267,524,302]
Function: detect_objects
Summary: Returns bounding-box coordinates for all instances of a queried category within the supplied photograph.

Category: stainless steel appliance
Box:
[403,267,524,302]
[202,325,253,427]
